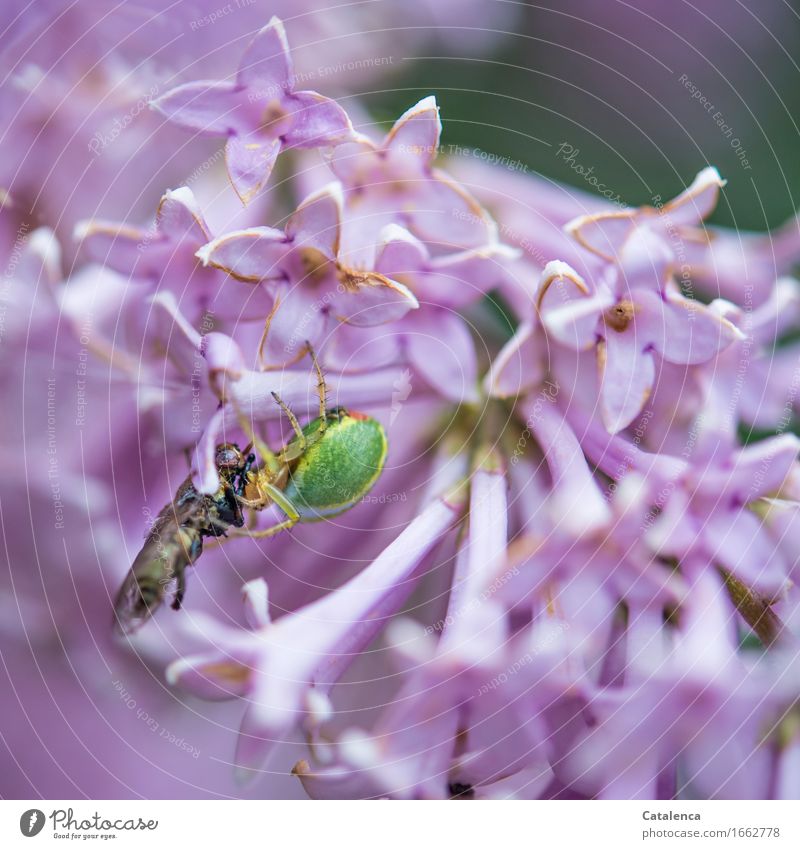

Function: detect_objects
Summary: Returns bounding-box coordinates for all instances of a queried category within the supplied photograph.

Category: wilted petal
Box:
[196,227,288,282]
[331,269,418,326]
[155,187,210,243]
[565,210,637,261]
[225,134,281,204]
[661,166,725,227]
[385,95,441,164]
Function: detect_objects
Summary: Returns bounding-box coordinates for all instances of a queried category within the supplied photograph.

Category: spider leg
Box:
[272,391,307,462]
[231,516,298,539]
[305,341,328,435]
[229,482,300,539]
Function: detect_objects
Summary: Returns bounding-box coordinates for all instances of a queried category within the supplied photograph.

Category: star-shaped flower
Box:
[536,247,742,433]
[328,96,497,260]
[75,186,271,324]
[194,182,419,367]
[564,166,725,263]
[151,17,354,203]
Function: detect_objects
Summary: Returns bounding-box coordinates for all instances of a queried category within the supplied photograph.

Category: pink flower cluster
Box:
[3,11,800,801]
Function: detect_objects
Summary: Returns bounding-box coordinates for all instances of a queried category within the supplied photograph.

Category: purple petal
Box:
[528,399,613,534]
[421,242,520,308]
[406,309,478,403]
[236,16,292,94]
[776,740,800,799]
[327,137,383,188]
[166,652,254,700]
[384,95,441,164]
[598,331,656,434]
[202,331,246,398]
[408,171,497,249]
[538,260,609,350]
[704,509,788,593]
[151,81,249,135]
[565,210,637,261]
[635,288,742,365]
[155,186,211,243]
[330,270,419,326]
[693,434,800,502]
[196,226,288,282]
[256,283,329,368]
[373,224,428,276]
[285,183,342,257]
[282,91,354,149]
[440,461,507,649]
[242,579,271,629]
[486,321,543,398]
[474,763,554,799]
[225,134,281,204]
[616,226,673,292]
[661,166,725,227]
[232,494,464,774]
[74,219,168,278]
[292,759,381,800]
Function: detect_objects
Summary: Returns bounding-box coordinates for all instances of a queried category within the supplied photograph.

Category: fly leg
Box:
[171,563,187,611]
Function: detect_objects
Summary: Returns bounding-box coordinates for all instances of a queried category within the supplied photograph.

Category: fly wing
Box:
[113,478,208,635]
[113,523,182,636]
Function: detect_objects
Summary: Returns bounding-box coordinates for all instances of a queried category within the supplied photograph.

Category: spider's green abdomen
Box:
[282,409,388,520]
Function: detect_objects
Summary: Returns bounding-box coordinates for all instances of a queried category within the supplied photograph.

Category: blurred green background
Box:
[359,0,800,231]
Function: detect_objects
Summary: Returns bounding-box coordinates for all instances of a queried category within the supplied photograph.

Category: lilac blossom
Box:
[152,18,355,204]
[4,3,800,806]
